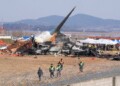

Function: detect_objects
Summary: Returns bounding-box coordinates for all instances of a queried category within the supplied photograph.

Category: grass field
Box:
[0,55,120,86]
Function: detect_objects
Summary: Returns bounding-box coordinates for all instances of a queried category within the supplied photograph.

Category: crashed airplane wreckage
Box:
[79,38,120,59]
[0,7,77,56]
[1,7,120,59]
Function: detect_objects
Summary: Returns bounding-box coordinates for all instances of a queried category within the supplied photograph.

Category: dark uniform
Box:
[79,61,84,72]
[37,67,43,81]
[49,64,55,78]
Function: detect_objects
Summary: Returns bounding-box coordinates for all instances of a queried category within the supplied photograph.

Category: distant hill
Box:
[4,14,120,32]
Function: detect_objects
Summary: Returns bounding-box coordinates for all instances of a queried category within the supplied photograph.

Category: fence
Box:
[69,76,120,86]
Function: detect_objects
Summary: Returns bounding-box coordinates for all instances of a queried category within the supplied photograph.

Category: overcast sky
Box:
[0,0,120,22]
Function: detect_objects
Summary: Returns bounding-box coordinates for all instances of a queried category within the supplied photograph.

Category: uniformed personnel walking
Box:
[78,61,84,72]
[56,63,62,77]
[37,67,43,81]
[49,64,55,78]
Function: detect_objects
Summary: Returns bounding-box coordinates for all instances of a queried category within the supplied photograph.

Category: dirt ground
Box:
[0,54,120,86]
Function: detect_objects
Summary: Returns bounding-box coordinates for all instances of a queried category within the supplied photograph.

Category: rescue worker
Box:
[56,63,62,77]
[58,58,64,70]
[37,67,43,81]
[78,61,84,72]
[49,64,55,78]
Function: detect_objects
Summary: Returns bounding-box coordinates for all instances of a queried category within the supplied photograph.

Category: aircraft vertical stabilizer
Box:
[51,7,76,35]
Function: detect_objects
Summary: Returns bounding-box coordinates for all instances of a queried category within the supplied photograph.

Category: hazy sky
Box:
[0,0,120,22]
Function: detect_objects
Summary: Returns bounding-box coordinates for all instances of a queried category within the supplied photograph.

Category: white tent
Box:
[80,38,117,45]
[96,39,117,45]
[80,38,97,44]
[113,40,120,44]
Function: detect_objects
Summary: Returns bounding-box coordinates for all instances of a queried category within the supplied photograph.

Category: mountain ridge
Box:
[4,14,120,32]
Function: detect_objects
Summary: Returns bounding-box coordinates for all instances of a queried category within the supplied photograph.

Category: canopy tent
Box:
[112,39,120,44]
[80,38,118,45]
[80,38,97,44]
[97,39,117,45]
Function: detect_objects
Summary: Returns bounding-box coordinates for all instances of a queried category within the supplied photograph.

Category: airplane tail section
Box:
[51,7,76,35]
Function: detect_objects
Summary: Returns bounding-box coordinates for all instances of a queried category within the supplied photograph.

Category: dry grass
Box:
[0,55,120,86]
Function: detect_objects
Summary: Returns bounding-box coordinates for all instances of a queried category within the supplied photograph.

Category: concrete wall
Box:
[69,76,120,86]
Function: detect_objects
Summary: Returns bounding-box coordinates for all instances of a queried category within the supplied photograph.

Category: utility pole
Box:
[112,77,116,86]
